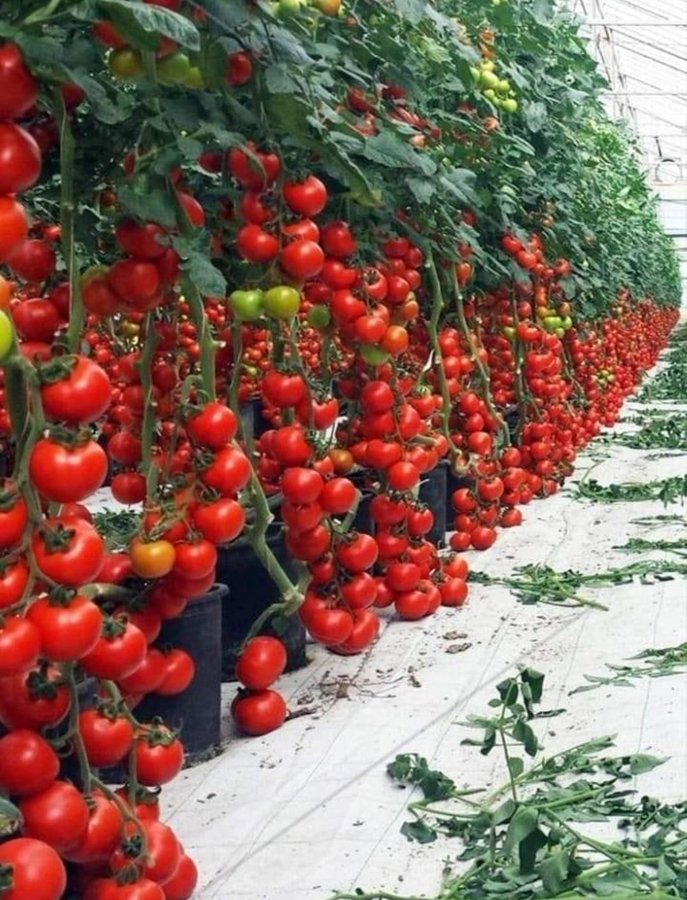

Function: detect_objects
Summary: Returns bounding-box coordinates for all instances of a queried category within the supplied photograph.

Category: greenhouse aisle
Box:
[161,362,687,900]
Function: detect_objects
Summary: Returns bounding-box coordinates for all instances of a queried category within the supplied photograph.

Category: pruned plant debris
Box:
[327,669,686,899]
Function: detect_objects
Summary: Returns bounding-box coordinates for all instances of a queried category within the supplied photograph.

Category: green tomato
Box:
[554,328,565,339]
[108,48,144,81]
[230,289,265,321]
[543,316,562,331]
[561,316,573,330]
[184,66,205,90]
[0,311,13,361]
[497,79,511,94]
[360,345,390,366]
[502,98,518,113]
[277,0,304,16]
[502,326,516,341]
[157,52,192,85]
[480,69,499,90]
[307,305,331,329]
[483,88,497,102]
[264,285,301,319]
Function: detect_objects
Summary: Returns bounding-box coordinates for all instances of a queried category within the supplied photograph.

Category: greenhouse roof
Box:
[565,0,687,183]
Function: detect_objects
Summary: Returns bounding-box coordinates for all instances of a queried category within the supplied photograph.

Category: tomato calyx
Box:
[35,353,78,385]
[137,718,180,748]
[100,613,128,640]
[44,585,77,607]
[43,423,93,448]
[36,521,76,554]
[0,482,22,512]
[25,664,65,700]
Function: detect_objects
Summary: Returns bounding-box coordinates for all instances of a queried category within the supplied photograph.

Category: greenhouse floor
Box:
[162,383,687,900]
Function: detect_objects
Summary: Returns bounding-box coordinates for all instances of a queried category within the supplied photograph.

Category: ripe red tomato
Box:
[341,572,378,610]
[108,259,161,306]
[79,709,135,767]
[29,437,108,503]
[280,239,325,280]
[0,838,66,900]
[117,647,167,693]
[134,729,184,785]
[271,425,313,466]
[186,401,237,449]
[40,356,112,424]
[329,608,379,654]
[64,792,123,864]
[20,780,90,852]
[0,486,28,548]
[387,460,420,491]
[0,123,41,195]
[0,195,29,262]
[237,224,279,263]
[81,619,147,680]
[27,593,102,662]
[7,239,56,282]
[281,467,323,503]
[0,730,59,797]
[320,221,357,258]
[232,689,287,735]
[0,45,38,120]
[262,371,308,408]
[160,853,197,900]
[201,446,251,495]
[438,577,468,607]
[228,144,281,189]
[300,598,353,645]
[115,219,166,259]
[394,588,430,620]
[336,533,378,572]
[192,498,245,544]
[111,472,146,505]
[0,617,40,677]
[227,50,253,86]
[0,557,28,609]
[0,666,70,730]
[319,477,357,515]
[236,636,287,690]
[470,525,497,551]
[156,648,195,695]
[172,539,217,579]
[283,176,328,217]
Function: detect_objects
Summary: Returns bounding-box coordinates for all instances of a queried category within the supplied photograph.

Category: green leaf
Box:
[400,820,437,844]
[492,798,517,826]
[628,754,665,775]
[520,668,545,704]
[361,132,437,175]
[525,101,547,133]
[504,806,539,856]
[181,250,227,297]
[406,176,436,205]
[540,848,571,893]
[508,756,525,780]
[264,64,299,94]
[0,797,22,837]
[117,182,179,229]
[394,0,427,25]
[61,68,132,124]
[518,826,548,873]
[92,0,200,50]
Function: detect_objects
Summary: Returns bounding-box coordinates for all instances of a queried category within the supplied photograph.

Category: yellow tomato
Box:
[130,538,176,579]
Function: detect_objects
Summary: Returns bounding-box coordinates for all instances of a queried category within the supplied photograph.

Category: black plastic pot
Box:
[134,584,226,765]
[419,463,448,546]
[504,405,520,442]
[216,528,307,681]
